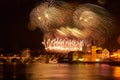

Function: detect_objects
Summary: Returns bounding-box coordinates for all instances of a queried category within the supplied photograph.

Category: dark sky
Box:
[0,0,120,49]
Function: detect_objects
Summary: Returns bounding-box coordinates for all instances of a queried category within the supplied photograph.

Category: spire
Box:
[91,40,95,46]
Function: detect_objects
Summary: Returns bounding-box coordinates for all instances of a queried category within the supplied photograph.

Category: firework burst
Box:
[30,1,73,32]
[30,1,115,53]
[73,3,115,45]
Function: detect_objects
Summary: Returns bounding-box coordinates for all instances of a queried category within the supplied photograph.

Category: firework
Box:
[56,26,85,39]
[73,3,114,45]
[42,38,84,53]
[30,1,115,53]
[30,1,73,32]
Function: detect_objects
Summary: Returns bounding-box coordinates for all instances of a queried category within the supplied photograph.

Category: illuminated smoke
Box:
[30,1,115,53]
[30,1,73,32]
[27,22,37,31]
[97,0,106,5]
[73,3,114,45]
[117,36,120,45]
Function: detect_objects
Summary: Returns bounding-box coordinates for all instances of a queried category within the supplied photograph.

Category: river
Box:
[0,63,120,80]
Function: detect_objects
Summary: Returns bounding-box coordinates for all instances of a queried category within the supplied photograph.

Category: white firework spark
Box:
[42,38,84,53]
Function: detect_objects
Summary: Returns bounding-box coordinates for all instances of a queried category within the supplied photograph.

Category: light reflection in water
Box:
[0,63,120,80]
[112,66,120,78]
[25,63,119,80]
[26,63,70,80]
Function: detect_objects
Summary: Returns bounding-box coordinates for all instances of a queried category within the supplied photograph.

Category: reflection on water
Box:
[112,66,120,78]
[0,63,120,80]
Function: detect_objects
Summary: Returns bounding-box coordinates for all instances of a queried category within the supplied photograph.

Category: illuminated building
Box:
[91,46,96,62]
[110,49,120,61]
[102,49,110,59]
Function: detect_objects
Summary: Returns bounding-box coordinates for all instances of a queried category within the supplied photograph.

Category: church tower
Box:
[91,40,96,62]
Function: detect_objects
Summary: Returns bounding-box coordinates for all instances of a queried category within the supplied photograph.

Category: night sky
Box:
[0,0,120,49]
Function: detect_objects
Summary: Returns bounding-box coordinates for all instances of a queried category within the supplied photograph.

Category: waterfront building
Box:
[102,49,110,59]
[91,46,97,62]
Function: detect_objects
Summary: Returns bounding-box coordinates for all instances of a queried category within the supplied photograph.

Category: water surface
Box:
[0,63,120,80]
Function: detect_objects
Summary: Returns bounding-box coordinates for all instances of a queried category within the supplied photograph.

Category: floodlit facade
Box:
[71,45,110,62]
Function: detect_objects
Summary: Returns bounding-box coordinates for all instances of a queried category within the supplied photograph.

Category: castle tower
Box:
[91,46,96,62]
[91,40,96,62]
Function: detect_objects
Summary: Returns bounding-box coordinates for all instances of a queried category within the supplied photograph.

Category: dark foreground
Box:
[0,63,120,80]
